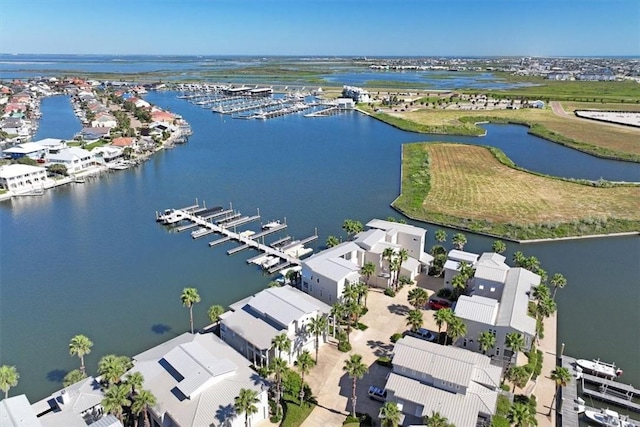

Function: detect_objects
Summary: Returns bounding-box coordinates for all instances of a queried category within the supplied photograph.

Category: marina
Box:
[157,201,317,273]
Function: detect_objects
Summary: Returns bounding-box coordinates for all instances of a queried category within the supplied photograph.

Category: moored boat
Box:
[576,359,623,378]
[584,408,638,427]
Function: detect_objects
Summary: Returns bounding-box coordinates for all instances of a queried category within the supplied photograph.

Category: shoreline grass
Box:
[358,104,640,162]
[391,143,640,240]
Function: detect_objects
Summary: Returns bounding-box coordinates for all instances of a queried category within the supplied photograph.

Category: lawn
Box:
[392,143,640,240]
[359,104,640,162]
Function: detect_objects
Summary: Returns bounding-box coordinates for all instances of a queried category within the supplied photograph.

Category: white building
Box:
[301,219,433,304]
[342,85,370,103]
[92,146,124,164]
[384,336,500,426]
[129,332,269,427]
[220,285,331,366]
[46,147,95,174]
[3,142,47,160]
[1,395,43,427]
[33,138,68,154]
[443,249,480,288]
[0,164,48,194]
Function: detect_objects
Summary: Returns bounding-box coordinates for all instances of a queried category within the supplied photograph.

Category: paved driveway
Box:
[302,283,442,426]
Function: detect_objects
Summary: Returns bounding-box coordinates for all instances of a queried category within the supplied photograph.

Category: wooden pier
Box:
[559,355,581,427]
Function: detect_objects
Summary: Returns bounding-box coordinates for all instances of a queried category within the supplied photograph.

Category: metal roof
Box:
[474,253,509,283]
[163,342,237,399]
[249,286,330,327]
[1,395,42,427]
[496,268,538,335]
[455,295,499,324]
[365,219,427,238]
[447,249,479,263]
[222,307,282,350]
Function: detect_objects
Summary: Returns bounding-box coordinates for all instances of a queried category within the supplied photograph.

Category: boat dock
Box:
[559,355,584,427]
[157,202,316,272]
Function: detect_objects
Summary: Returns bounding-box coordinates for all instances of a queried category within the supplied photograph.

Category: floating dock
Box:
[158,202,316,272]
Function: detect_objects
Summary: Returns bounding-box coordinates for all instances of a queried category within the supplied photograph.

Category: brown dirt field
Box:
[421,144,640,224]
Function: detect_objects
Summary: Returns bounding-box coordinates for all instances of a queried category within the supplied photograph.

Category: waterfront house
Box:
[0,117,30,137]
[383,336,500,426]
[3,142,47,160]
[91,113,117,128]
[301,219,433,304]
[128,332,268,427]
[46,147,95,174]
[30,376,121,427]
[454,267,539,360]
[92,146,124,164]
[443,249,480,288]
[0,164,48,194]
[111,137,137,149]
[78,127,111,141]
[220,285,331,366]
[469,252,510,300]
[33,138,67,154]
[1,394,43,427]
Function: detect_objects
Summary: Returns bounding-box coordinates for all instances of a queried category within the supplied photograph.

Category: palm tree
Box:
[382,247,395,278]
[125,371,145,396]
[506,365,530,390]
[433,308,453,343]
[532,284,550,304]
[69,334,93,376]
[132,389,156,427]
[512,251,526,267]
[407,287,429,310]
[0,365,19,398]
[342,282,359,304]
[508,401,536,426]
[550,273,567,300]
[505,332,526,357]
[451,274,467,298]
[356,281,369,307]
[380,402,401,427]
[434,229,447,244]
[326,235,340,248]
[181,287,201,334]
[393,249,409,288]
[295,350,315,406]
[207,304,225,327]
[452,232,467,250]
[492,240,507,254]
[406,310,424,333]
[446,317,466,346]
[549,366,572,415]
[343,354,369,418]
[63,369,86,387]
[269,357,287,411]
[457,261,475,280]
[307,314,328,362]
[234,388,260,427]
[102,383,131,423]
[98,355,131,386]
[360,261,375,285]
[478,331,496,354]
[424,411,451,427]
[271,333,291,362]
[536,295,557,322]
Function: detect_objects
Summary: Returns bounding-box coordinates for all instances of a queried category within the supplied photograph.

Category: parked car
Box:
[368,385,387,402]
[428,298,451,310]
[407,328,437,342]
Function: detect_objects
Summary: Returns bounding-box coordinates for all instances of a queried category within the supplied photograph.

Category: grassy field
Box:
[358,104,640,162]
[392,143,640,240]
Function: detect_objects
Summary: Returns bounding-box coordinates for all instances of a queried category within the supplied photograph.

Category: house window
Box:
[479,285,484,290]
[495,347,500,356]
[463,338,467,347]
[490,287,496,292]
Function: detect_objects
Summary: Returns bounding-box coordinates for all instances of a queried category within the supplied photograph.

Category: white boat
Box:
[161,210,187,225]
[584,408,638,427]
[262,220,281,230]
[576,359,623,378]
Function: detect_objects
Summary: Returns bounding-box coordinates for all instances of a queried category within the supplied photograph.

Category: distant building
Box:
[342,85,370,103]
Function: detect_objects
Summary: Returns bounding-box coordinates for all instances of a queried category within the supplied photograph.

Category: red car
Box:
[428,299,451,310]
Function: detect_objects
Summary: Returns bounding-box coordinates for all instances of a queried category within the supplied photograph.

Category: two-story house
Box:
[220,286,331,366]
[384,336,501,426]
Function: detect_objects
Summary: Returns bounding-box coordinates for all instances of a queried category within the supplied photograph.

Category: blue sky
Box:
[1,0,638,56]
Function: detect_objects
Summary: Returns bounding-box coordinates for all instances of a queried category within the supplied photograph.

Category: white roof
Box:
[455,295,500,324]
[3,142,44,154]
[496,268,538,335]
[132,332,265,427]
[33,377,106,427]
[447,249,479,264]
[33,138,64,148]
[0,164,46,178]
[474,252,509,283]
[249,286,331,327]
[353,228,387,251]
[366,218,426,239]
[303,241,361,282]
[1,395,42,427]
[48,147,92,162]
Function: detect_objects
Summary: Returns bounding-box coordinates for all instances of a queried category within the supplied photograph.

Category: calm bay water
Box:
[0,91,638,405]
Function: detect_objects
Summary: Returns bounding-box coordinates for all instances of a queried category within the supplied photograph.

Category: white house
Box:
[92,146,124,164]
[301,219,433,304]
[129,332,268,427]
[0,164,48,194]
[383,336,500,426]
[1,395,44,427]
[46,147,95,174]
[30,376,121,427]
[91,113,117,128]
[454,267,539,360]
[3,142,47,160]
[470,252,510,300]
[33,138,68,154]
[220,285,331,366]
[443,249,480,288]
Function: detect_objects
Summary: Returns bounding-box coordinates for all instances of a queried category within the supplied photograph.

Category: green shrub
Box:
[338,340,352,352]
[500,383,511,392]
[491,415,510,427]
[281,393,316,427]
[376,356,392,367]
[495,394,511,417]
[384,288,396,297]
[437,288,453,299]
[282,369,302,397]
[390,333,403,343]
[356,322,368,331]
